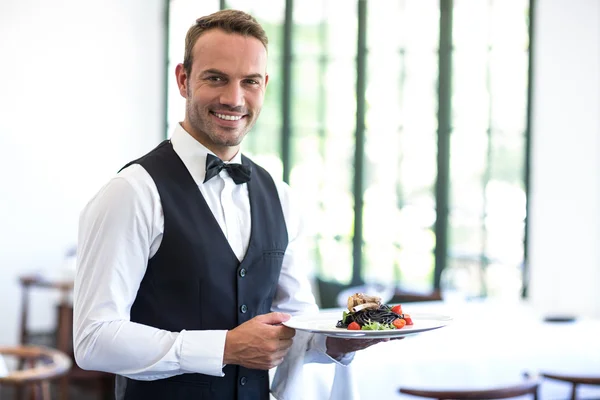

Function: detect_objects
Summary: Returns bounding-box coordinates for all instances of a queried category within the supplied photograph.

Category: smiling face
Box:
[176,28,269,160]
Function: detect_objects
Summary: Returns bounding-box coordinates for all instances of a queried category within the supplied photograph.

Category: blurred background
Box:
[0,0,599,397]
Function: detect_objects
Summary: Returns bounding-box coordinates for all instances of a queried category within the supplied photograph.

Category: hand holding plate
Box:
[224,312,296,370]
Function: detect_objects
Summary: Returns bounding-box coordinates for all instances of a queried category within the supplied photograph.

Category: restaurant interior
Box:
[0,0,599,399]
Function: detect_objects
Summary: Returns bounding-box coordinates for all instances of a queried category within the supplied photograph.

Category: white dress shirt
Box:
[73,124,351,388]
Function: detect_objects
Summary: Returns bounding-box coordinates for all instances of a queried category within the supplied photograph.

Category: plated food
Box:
[283,306,451,339]
[336,293,412,331]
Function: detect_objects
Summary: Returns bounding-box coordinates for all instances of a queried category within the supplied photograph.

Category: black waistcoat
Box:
[119,141,288,400]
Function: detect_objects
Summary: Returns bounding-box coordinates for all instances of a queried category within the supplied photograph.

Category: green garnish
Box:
[342,311,350,324]
[360,320,395,330]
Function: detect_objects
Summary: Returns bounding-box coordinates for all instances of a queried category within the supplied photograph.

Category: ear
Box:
[175,64,188,98]
[264,73,269,87]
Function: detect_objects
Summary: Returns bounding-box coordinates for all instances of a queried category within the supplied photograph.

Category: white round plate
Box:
[283,310,452,339]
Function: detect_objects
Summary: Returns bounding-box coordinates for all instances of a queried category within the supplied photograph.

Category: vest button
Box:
[239,268,246,278]
[240,376,248,386]
[240,304,248,313]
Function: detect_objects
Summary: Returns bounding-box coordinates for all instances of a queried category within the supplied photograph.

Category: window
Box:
[167,0,532,306]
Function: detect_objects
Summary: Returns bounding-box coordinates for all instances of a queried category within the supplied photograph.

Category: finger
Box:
[256,312,291,325]
[277,338,293,351]
[351,338,379,345]
[361,339,386,344]
[351,339,382,349]
[277,326,296,339]
[271,356,286,369]
[265,353,289,370]
[274,347,291,357]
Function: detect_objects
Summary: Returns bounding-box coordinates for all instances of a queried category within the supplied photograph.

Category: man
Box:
[73,9,382,400]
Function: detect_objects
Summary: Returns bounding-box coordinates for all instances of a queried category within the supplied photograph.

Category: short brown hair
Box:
[183,9,269,76]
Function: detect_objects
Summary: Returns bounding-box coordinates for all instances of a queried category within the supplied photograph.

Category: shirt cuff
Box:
[179,329,228,376]
[305,333,355,365]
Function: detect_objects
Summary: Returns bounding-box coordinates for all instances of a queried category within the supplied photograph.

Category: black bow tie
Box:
[204,153,251,184]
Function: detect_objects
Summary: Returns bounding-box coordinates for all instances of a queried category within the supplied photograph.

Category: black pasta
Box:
[337,304,401,328]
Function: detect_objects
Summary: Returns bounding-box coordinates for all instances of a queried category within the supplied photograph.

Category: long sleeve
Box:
[73,166,227,379]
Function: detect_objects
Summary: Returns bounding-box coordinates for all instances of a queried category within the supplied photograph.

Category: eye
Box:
[207,76,225,82]
[244,79,260,85]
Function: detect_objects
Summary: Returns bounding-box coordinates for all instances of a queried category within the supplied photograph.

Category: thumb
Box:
[256,312,291,325]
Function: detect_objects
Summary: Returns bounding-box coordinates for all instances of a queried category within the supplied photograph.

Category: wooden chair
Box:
[540,372,600,400]
[19,275,73,349]
[18,275,115,400]
[398,378,540,400]
[0,345,71,400]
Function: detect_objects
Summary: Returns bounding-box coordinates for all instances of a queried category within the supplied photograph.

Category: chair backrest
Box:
[398,379,539,400]
[540,372,600,400]
[19,274,73,348]
[0,345,71,400]
[0,345,71,385]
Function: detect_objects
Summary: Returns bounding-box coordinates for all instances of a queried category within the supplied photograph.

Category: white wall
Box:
[528,0,600,317]
[1,0,599,349]
[0,0,166,346]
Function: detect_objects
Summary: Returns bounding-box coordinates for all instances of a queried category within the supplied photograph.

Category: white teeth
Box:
[214,113,242,121]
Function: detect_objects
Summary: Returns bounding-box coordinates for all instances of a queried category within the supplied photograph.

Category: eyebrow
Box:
[201,68,264,81]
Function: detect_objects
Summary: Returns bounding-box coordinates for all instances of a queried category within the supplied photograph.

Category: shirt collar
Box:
[170,123,243,184]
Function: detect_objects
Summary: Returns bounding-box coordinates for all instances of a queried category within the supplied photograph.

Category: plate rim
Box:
[282,310,453,339]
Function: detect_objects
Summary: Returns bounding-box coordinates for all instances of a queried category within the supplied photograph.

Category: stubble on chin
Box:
[187,115,247,149]
[212,130,245,147]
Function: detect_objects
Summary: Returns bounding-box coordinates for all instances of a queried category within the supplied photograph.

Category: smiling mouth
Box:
[212,112,244,121]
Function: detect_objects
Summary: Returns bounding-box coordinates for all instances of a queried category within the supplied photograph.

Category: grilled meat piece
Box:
[346,293,382,311]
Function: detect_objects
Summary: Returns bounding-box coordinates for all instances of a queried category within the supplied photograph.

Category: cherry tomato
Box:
[403,314,413,325]
[347,321,361,330]
[391,305,403,315]
[393,318,406,329]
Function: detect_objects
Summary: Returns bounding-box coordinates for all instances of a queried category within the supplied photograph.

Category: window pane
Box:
[450,0,529,298]
[363,1,439,291]
[291,132,355,283]
[289,0,357,284]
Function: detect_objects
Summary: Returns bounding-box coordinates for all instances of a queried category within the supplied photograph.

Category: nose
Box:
[219,82,244,108]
